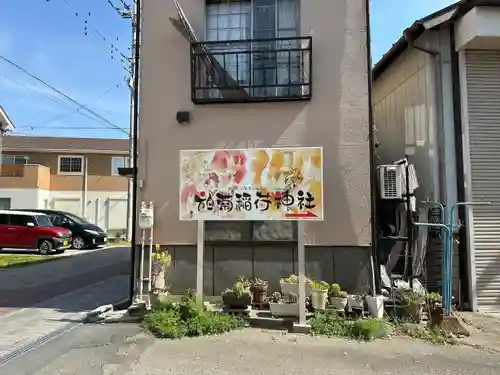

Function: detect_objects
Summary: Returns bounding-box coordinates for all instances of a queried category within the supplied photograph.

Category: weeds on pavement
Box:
[393,321,458,346]
[310,314,391,341]
[142,290,247,339]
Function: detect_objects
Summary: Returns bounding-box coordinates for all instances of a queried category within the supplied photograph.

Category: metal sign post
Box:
[297,221,306,326]
[196,220,205,300]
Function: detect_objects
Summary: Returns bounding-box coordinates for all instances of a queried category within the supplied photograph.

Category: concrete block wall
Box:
[136,244,373,297]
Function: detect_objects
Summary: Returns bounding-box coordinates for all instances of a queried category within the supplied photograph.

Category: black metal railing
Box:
[190,36,312,104]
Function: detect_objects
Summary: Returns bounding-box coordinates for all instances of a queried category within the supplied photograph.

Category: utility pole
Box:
[109,0,134,241]
[110,0,140,306]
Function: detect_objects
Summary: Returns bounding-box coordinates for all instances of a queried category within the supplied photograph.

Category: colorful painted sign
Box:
[179,147,323,221]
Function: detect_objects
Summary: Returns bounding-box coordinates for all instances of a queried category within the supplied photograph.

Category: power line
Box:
[48,0,131,73]
[0,55,128,135]
[27,82,126,129]
[0,70,75,110]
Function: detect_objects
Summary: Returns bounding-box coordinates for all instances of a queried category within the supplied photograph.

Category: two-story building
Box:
[0,136,129,239]
[136,0,375,296]
[0,105,15,164]
[373,0,500,312]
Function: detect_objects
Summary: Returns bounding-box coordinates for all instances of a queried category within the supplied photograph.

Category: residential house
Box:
[373,0,500,312]
[0,106,15,165]
[0,136,129,238]
[136,0,374,296]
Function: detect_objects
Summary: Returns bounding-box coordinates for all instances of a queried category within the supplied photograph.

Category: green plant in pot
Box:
[310,280,329,310]
[221,279,252,309]
[269,291,300,317]
[249,277,268,303]
[426,292,443,326]
[328,283,348,311]
[279,274,312,296]
[396,288,425,323]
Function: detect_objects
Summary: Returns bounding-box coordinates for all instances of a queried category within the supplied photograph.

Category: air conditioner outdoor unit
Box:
[379,165,404,200]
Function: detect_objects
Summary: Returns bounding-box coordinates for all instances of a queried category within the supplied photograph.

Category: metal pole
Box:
[126,0,136,243]
[405,157,413,288]
[413,222,451,315]
[129,0,141,307]
[196,220,205,300]
[298,221,306,326]
[82,156,88,219]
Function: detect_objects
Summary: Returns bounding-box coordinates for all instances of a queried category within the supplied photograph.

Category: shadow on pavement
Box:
[0,246,131,314]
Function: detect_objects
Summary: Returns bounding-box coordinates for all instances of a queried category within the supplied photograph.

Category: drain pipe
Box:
[403,29,447,208]
[365,0,381,295]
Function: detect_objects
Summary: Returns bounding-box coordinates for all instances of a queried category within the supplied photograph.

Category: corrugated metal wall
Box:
[465,50,500,312]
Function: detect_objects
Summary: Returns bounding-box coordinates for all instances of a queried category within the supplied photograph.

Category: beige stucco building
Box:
[0,136,129,238]
[373,0,500,312]
[136,0,374,296]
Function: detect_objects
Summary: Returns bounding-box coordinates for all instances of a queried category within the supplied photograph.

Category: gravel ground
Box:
[6,325,500,375]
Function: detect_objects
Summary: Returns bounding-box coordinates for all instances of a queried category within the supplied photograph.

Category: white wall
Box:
[456,7,500,50]
[48,190,128,236]
[0,188,40,209]
[373,38,440,202]
[0,188,128,237]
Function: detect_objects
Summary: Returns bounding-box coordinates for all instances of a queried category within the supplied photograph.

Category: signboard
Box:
[179,147,323,221]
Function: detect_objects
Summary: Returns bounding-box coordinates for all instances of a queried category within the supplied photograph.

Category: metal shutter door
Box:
[466,50,500,312]
[52,198,81,217]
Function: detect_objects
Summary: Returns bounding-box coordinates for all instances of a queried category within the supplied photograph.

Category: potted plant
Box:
[221,278,252,309]
[280,274,312,296]
[328,283,348,311]
[366,294,385,319]
[396,288,425,323]
[269,292,300,317]
[250,277,268,303]
[150,245,172,304]
[310,280,329,310]
[426,292,443,326]
[347,293,364,311]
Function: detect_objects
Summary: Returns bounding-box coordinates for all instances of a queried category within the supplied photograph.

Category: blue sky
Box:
[0,0,455,140]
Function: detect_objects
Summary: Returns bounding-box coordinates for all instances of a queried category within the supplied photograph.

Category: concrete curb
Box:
[84,301,146,324]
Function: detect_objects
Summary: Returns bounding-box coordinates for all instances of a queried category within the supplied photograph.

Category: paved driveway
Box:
[2,326,500,375]
[0,246,130,312]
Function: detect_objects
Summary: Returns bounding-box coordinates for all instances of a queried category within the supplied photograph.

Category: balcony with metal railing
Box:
[190,36,312,104]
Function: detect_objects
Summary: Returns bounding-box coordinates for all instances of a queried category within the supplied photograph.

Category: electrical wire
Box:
[48,0,131,72]
[23,82,127,131]
[0,54,128,135]
[0,71,75,110]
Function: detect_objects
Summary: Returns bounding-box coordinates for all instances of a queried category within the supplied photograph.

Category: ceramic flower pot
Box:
[250,284,268,303]
[311,289,328,310]
[280,282,312,296]
[222,293,252,309]
[269,303,299,317]
[329,297,348,311]
[152,270,166,291]
[347,295,364,310]
[366,295,384,318]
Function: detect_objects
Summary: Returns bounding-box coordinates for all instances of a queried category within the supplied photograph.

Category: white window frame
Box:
[57,155,84,176]
[111,156,129,176]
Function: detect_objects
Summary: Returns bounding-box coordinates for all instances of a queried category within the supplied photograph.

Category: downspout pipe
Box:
[449,26,469,309]
[402,28,447,207]
[365,0,381,295]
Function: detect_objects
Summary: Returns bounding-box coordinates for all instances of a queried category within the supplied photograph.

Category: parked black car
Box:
[17,209,108,250]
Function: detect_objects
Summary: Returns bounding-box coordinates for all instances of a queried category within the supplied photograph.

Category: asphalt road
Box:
[2,325,500,375]
[0,246,131,314]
